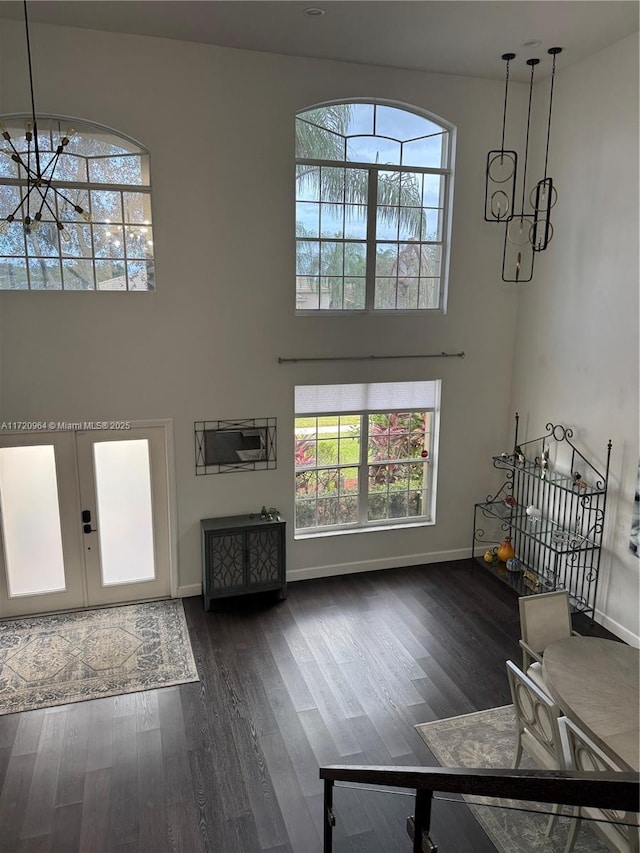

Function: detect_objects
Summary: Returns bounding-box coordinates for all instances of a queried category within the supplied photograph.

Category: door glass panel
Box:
[0,445,66,596]
[93,439,155,585]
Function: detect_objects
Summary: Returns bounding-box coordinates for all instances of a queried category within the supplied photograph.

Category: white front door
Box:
[76,427,171,607]
[0,432,85,616]
[0,426,172,618]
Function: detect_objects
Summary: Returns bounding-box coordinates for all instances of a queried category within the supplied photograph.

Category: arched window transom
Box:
[0,115,154,291]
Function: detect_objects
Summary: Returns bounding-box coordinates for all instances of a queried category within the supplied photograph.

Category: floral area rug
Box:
[0,599,199,715]
[415,705,608,853]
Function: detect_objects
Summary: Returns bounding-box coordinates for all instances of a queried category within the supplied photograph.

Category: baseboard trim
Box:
[176,584,202,598]
[176,550,470,595]
[286,548,471,583]
[593,607,640,647]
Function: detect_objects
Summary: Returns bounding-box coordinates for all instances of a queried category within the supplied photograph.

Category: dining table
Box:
[542,635,640,772]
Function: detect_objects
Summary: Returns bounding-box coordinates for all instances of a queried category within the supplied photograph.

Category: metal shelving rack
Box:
[472,413,612,618]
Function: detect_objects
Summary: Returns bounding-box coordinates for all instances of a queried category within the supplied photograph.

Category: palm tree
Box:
[295,103,425,237]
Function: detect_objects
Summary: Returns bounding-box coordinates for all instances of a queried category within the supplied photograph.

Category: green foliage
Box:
[294,412,428,529]
[295,104,352,160]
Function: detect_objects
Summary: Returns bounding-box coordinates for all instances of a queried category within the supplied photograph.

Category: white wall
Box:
[510,33,640,644]
[6,22,636,643]
[0,20,525,595]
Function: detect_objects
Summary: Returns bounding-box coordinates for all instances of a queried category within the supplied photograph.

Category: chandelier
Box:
[484,48,563,283]
[0,1,90,239]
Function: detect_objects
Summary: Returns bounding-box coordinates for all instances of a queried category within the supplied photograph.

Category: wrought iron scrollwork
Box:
[485,478,513,505]
[547,422,574,442]
[473,527,497,545]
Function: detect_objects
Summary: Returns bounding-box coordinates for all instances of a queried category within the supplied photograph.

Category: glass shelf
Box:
[475,500,600,555]
[472,556,549,596]
[472,556,589,612]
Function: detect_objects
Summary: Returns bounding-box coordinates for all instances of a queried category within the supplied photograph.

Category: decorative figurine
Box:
[540,447,550,479]
[252,506,280,521]
[506,556,523,573]
[503,495,517,509]
[573,472,588,490]
[523,569,541,592]
[514,445,526,465]
[526,505,542,527]
[483,548,499,565]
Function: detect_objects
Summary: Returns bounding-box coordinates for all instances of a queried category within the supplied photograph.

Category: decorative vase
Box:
[506,556,523,573]
[497,537,515,563]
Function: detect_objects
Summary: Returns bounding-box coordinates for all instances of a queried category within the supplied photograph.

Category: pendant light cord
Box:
[498,52,516,155]
[520,58,538,217]
[500,56,511,153]
[542,50,560,180]
[23,0,41,177]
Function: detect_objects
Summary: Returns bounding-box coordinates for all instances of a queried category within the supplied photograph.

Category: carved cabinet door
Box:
[246,527,282,585]
[208,532,245,591]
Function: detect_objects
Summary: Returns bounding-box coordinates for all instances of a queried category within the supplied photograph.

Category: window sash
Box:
[0,183,154,290]
[294,410,434,533]
[298,157,450,177]
[296,160,449,312]
[2,178,151,193]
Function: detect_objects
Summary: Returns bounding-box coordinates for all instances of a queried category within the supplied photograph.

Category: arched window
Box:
[0,115,153,291]
[295,101,454,312]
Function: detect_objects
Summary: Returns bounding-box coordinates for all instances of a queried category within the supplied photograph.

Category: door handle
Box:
[83,523,97,534]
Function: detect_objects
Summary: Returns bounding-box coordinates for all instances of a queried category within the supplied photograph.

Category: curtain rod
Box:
[278,351,465,364]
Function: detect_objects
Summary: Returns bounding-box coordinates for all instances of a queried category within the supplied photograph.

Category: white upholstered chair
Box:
[506,659,567,835]
[518,590,577,690]
[559,716,640,853]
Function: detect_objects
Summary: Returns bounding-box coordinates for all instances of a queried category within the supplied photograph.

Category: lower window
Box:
[294,381,440,535]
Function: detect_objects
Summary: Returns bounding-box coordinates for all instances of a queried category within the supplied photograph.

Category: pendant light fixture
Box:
[0,1,90,239]
[530,47,562,253]
[484,47,563,283]
[484,53,517,222]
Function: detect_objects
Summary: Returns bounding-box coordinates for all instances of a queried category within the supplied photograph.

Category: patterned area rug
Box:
[0,599,199,715]
[415,705,607,853]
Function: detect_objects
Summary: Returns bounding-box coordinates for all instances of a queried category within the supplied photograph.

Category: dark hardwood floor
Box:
[0,560,615,853]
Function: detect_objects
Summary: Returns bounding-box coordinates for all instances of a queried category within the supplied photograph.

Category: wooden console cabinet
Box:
[201,514,286,609]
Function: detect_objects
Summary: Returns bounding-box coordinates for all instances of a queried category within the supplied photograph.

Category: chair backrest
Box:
[518,590,573,656]
[506,659,564,770]
[559,716,639,852]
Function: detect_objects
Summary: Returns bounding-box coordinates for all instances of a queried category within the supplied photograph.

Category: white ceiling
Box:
[0,1,637,82]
